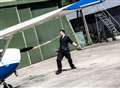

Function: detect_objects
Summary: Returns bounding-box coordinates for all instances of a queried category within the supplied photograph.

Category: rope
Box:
[32,35,60,50]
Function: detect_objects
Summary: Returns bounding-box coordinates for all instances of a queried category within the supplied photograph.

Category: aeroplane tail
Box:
[1,48,21,66]
[0,48,21,81]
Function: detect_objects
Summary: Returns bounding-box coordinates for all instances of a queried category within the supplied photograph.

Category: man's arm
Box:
[68,37,78,47]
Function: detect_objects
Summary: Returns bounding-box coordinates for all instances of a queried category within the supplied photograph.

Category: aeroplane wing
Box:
[0,0,104,39]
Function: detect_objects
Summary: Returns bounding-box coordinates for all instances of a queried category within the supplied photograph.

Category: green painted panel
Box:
[41,38,59,59]
[31,6,61,44]
[31,5,60,44]
[31,6,63,59]
[0,7,20,49]
[0,7,25,48]
[19,52,30,68]
[0,0,49,8]
[0,40,6,49]
[33,19,61,44]
[18,7,42,63]
[0,7,19,29]
[9,33,24,48]
[75,32,86,48]
[9,33,30,68]
[29,49,42,64]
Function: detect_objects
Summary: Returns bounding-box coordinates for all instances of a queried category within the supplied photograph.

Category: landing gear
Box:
[3,82,13,88]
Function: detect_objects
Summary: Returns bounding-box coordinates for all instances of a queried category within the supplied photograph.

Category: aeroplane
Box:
[0,0,105,88]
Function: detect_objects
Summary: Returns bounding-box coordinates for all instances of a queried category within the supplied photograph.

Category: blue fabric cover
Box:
[0,63,19,81]
[64,0,104,10]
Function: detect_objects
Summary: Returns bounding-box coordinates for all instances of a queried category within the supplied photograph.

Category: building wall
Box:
[70,5,120,43]
[0,1,76,68]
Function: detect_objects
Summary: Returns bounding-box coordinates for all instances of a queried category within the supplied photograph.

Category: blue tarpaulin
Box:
[64,0,104,10]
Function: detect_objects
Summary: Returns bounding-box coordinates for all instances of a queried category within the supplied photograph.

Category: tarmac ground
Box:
[2,40,120,88]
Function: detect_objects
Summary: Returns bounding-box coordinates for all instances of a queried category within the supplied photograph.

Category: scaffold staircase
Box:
[95,12,119,35]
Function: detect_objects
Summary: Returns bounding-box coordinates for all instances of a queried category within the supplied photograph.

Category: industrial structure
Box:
[0,0,120,68]
[0,0,76,68]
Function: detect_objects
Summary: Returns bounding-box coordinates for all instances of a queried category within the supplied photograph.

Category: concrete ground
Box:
[3,40,120,88]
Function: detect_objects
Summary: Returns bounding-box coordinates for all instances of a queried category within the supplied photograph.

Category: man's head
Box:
[59,29,65,36]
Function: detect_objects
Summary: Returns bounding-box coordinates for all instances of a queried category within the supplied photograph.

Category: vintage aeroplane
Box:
[0,0,104,88]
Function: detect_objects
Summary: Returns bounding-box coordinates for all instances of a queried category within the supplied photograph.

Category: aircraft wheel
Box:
[3,83,13,88]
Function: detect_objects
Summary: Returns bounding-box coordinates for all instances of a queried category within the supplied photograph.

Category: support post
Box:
[80,10,92,44]
[95,14,101,42]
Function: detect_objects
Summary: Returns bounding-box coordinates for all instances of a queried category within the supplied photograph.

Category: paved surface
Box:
[3,40,120,88]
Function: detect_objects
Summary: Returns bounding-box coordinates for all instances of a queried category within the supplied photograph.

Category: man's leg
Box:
[65,51,76,69]
[56,52,64,74]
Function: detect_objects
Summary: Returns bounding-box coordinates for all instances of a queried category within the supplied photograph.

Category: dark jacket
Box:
[59,36,73,51]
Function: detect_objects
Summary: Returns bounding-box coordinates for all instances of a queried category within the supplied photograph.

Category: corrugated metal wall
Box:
[0,2,76,68]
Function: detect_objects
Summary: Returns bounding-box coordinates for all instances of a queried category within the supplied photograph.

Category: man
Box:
[56,29,78,75]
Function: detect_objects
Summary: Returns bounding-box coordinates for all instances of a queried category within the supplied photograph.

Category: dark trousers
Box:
[56,51,75,71]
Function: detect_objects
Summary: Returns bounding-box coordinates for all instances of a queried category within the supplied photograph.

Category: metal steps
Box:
[95,12,118,35]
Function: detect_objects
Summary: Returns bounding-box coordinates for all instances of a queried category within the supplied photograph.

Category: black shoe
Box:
[56,70,62,75]
[71,66,76,69]
[112,38,117,41]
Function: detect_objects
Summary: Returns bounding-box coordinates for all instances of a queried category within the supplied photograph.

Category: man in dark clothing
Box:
[56,30,78,75]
